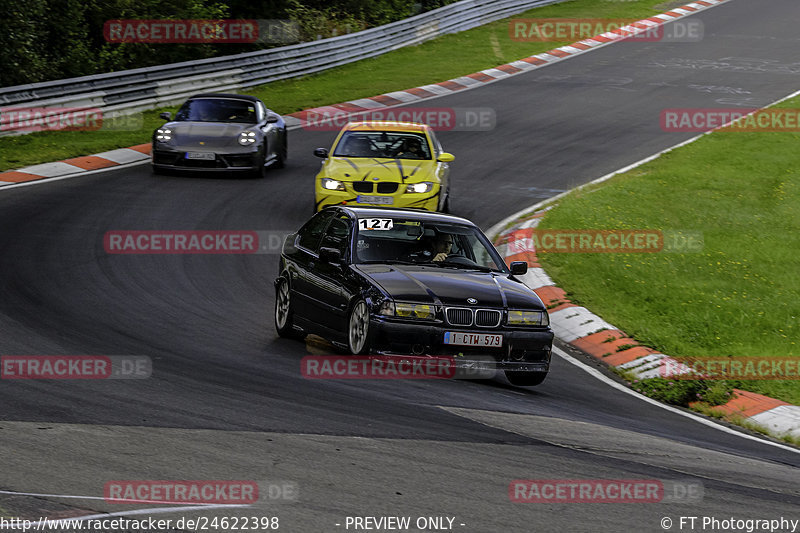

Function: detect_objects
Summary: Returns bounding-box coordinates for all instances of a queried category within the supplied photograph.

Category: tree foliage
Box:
[0,0,456,87]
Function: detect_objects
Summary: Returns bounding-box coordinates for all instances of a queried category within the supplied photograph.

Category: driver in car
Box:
[395,137,425,159]
[432,233,453,262]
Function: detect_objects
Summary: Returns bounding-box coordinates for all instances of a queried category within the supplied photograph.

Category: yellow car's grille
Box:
[376,182,399,193]
[350,182,399,194]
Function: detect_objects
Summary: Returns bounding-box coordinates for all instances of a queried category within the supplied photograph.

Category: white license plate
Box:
[358,195,393,205]
[444,332,503,347]
[185,151,216,160]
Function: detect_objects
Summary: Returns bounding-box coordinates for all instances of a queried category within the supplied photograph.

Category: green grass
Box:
[537,96,800,405]
[1,0,671,171]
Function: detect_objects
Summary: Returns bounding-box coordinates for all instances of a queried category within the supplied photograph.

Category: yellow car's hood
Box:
[323,157,437,183]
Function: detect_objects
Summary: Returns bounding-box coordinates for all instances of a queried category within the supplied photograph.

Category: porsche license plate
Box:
[444,332,503,347]
[358,195,393,205]
[185,152,215,160]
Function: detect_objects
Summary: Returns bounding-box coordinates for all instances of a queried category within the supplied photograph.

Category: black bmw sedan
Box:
[152,93,287,177]
[274,207,554,386]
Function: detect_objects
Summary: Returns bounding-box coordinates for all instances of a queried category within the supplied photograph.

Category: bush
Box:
[632,378,735,407]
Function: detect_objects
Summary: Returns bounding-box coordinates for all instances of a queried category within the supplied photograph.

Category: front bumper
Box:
[152,147,261,172]
[315,184,440,212]
[368,317,553,374]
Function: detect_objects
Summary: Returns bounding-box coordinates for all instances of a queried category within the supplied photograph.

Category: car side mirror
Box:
[266,114,279,123]
[314,148,329,158]
[509,261,528,275]
[159,112,172,121]
[319,247,342,264]
[437,152,455,162]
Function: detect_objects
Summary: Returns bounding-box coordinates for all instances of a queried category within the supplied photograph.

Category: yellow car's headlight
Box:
[405,182,433,193]
[321,177,345,191]
[507,310,549,326]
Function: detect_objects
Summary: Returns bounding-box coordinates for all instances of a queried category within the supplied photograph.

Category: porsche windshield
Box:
[334,132,432,160]
[354,218,507,272]
[175,98,258,124]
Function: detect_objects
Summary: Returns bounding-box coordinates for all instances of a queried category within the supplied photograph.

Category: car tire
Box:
[275,277,300,338]
[254,156,268,179]
[347,299,371,355]
[504,371,548,387]
[275,132,288,169]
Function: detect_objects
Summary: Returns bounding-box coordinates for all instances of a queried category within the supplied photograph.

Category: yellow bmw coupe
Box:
[313,122,454,212]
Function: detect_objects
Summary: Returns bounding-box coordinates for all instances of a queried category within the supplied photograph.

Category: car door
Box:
[290,210,334,320]
[303,214,354,333]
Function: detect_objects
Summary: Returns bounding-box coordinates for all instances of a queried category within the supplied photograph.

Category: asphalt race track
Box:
[1,0,799,531]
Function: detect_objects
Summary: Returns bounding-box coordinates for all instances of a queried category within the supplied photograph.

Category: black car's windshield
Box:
[334,132,432,159]
[354,217,507,272]
[175,98,258,123]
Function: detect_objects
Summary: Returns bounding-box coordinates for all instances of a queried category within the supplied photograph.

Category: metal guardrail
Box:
[0,0,561,117]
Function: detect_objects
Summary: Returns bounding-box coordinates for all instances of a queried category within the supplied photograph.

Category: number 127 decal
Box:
[358,218,393,230]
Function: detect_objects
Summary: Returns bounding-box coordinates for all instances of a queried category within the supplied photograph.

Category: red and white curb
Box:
[493,208,800,442]
[0,145,151,185]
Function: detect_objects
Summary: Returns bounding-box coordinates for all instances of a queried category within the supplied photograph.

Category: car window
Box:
[175,98,258,124]
[353,218,506,271]
[297,211,334,253]
[333,132,432,160]
[320,217,351,258]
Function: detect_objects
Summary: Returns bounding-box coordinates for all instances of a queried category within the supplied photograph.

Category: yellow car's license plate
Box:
[358,195,393,205]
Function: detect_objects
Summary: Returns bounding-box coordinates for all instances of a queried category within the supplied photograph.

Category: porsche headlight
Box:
[378,301,437,320]
[238,131,257,145]
[507,310,549,326]
[155,128,172,142]
[405,182,433,194]
[321,177,345,191]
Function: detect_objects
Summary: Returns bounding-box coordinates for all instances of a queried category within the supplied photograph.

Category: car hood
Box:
[355,264,545,309]
[322,157,436,183]
[163,121,255,149]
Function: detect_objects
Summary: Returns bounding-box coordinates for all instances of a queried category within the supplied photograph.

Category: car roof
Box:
[188,93,262,103]
[330,206,474,226]
[342,121,430,133]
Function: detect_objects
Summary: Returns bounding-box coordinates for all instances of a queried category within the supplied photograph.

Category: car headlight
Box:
[405,182,434,193]
[238,131,257,145]
[379,301,437,320]
[155,128,172,142]
[321,177,345,191]
[507,310,549,326]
